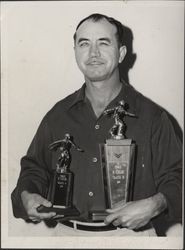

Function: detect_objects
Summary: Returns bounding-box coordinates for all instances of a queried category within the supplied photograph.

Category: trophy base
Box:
[37,205,80,218]
[89,211,108,222]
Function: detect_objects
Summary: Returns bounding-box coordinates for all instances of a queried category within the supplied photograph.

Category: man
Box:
[11,13,182,236]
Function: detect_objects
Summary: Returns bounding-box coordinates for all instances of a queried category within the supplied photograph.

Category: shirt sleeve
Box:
[151,111,182,224]
[11,116,53,220]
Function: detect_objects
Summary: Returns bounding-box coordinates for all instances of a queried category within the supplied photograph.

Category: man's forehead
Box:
[75,19,117,40]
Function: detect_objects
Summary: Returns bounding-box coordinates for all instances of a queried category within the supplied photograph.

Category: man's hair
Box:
[73,13,125,48]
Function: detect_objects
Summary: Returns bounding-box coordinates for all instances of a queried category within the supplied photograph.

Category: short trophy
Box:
[90,100,136,221]
[37,133,83,219]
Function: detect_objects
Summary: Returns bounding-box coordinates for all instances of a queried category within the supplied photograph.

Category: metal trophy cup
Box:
[37,134,83,219]
[91,100,136,221]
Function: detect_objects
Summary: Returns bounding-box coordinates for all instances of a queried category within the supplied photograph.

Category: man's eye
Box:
[79,42,89,47]
[100,42,109,46]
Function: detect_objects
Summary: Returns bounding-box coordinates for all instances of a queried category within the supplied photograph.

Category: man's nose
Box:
[89,44,100,57]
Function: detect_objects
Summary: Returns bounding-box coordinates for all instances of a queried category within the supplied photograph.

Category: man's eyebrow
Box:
[98,37,111,43]
[77,37,112,44]
[77,38,89,44]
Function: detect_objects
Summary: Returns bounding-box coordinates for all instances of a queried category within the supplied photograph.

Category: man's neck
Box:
[85,76,122,118]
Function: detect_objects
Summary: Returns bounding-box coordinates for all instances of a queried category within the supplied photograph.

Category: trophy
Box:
[37,133,83,219]
[90,100,136,221]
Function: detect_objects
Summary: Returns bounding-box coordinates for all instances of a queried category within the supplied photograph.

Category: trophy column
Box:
[37,134,83,218]
[90,100,136,221]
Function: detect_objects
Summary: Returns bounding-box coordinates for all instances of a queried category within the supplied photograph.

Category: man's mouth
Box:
[86,59,104,65]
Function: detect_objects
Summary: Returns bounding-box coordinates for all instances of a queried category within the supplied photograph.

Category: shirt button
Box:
[88,191,94,197]
[92,157,98,163]
[95,124,100,129]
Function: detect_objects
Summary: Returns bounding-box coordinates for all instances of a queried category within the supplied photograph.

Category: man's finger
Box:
[35,211,56,220]
[106,202,128,213]
[106,207,121,213]
[34,194,52,208]
[29,206,56,220]
[29,216,42,223]
[112,219,121,227]
[41,199,52,207]
[104,212,119,225]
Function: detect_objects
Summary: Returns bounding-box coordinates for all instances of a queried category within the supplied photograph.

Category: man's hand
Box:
[104,193,167,230]
[21,191,56,222]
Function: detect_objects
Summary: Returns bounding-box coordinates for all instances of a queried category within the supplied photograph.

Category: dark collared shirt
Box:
[11,82,182,233]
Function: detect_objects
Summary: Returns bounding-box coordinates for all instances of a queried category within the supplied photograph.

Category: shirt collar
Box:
[68,83,86,109]
[68,80,137,115]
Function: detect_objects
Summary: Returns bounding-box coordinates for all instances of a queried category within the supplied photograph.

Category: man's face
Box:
[74,19,126,82]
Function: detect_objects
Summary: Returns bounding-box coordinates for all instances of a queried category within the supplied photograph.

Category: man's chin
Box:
[85,75,107,82]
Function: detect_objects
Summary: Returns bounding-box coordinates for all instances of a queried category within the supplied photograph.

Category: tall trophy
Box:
[37,133,83,219]
[91,100,136,221]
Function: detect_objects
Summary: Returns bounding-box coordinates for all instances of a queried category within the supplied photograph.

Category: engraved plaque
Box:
[51,171,74,208]
[101,139,135,208]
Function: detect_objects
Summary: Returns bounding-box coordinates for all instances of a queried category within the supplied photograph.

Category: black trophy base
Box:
[37,205,80,220]
[89,211,108,222]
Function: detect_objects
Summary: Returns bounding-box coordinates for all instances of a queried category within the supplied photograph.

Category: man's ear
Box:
[119,46,127,63]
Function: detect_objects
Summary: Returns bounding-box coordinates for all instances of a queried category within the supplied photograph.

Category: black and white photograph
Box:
[1,0,184,249]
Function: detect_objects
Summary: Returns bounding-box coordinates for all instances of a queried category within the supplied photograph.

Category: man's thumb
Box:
[41,198,52,207]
